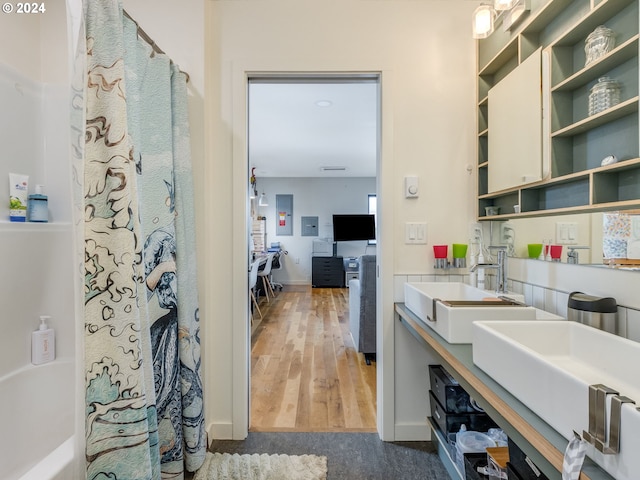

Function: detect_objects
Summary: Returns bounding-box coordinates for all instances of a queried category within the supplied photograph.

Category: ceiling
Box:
[248,79,378,178]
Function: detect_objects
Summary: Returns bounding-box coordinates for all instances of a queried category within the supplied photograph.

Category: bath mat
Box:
[193,452,327,480]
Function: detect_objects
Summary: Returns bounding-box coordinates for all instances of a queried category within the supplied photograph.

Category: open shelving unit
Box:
[477,0,640,220]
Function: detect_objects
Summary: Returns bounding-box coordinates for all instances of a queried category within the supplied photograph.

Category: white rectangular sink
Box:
[473,320,640,480]
[404,282,539,343]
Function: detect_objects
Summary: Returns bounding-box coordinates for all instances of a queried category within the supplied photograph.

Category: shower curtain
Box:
[83,1,205,478]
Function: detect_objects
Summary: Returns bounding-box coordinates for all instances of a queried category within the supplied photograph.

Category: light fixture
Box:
[472,4,495,39]
[472,0,529,38]
[258,192,268,207]
[315,100,333,107]
[494,0,517,11]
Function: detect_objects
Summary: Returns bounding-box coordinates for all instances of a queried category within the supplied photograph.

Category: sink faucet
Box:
[470,246,508,294]
[567,246,590,264]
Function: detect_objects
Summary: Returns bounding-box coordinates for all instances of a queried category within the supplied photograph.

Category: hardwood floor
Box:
[250,285,377,433]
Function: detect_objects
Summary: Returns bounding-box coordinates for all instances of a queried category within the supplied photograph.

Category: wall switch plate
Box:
[405,222,427,244]
[556,222,578,245]
[405,176,419,198]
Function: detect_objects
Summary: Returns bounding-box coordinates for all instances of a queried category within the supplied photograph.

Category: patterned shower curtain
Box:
[83,1,206,478]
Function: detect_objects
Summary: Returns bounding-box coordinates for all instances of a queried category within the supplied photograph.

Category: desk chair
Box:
[257,253,276,302]
[270,251,285,291]
[249,259,262,323]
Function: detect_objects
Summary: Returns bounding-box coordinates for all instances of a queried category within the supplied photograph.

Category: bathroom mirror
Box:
[485,209,640,271]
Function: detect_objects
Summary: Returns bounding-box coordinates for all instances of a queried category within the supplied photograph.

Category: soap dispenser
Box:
[32,315,55,365]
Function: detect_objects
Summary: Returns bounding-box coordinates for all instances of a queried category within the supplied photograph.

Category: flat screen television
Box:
[332,214,376,242]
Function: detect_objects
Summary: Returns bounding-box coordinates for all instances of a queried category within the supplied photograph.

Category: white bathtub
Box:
[0,360,77,480]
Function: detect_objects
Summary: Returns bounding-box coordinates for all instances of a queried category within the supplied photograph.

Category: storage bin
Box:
[456,430,496,476]
[506,463,524,480]
[464,452,489,480]
[429,391,497,436]
[429,364,483,413]
[507,438,548,480]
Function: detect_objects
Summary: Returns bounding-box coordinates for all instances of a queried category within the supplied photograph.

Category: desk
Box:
[251,252,282,297]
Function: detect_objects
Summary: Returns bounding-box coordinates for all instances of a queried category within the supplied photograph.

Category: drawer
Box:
[429,364,481,414]
[312,257,342,267]
[312,274,344,288]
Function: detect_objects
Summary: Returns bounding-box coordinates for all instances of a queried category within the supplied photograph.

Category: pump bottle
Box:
[32,315,55,365]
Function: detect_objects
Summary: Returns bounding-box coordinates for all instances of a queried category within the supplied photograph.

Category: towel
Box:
[562,434,587,480]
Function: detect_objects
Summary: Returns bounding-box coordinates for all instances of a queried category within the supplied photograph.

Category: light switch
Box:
[405,222,427,244]
[556,222,578,245]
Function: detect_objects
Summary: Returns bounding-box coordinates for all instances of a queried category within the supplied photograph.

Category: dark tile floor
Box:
[203,432,450,479]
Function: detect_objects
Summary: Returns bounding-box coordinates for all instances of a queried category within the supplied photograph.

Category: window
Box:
[368,194,377,245]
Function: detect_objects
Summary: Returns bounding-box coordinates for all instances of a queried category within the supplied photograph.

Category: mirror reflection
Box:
[487,210,640,271]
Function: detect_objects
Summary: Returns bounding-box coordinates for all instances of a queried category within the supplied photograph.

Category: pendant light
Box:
[258,192,269,207]
[494,0,518,10]
[472,4,495,39]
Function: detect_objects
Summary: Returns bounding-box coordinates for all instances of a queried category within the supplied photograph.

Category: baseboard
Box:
[277,280,309,286]
[394,422,431,441]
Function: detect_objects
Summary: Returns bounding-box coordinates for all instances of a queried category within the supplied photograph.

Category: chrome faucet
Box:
[567,246,590,264]
[470,246,508,294]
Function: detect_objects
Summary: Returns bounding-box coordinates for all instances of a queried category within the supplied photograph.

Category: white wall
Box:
[0,2,79,476]
[120,0,206,326]
[0,2,69,222]
[257,177,376,284]
[204,0,480,440]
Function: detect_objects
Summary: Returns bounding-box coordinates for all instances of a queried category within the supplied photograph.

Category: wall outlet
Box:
[500,222,514,244]
[469,222,483,245]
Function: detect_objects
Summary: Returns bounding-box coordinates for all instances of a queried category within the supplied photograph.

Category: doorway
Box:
[247,74,380,432]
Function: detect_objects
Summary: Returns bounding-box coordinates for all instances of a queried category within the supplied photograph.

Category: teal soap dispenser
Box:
[27,184,48,222]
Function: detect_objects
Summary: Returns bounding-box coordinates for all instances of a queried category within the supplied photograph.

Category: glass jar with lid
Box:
[588,76,621,116]
[585,26,615,66]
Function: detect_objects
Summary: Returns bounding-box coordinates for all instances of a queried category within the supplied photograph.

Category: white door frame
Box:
[231,63,396,440]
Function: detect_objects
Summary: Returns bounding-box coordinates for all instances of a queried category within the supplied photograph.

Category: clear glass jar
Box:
[588,76,621,116]
[585,26,615,66]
